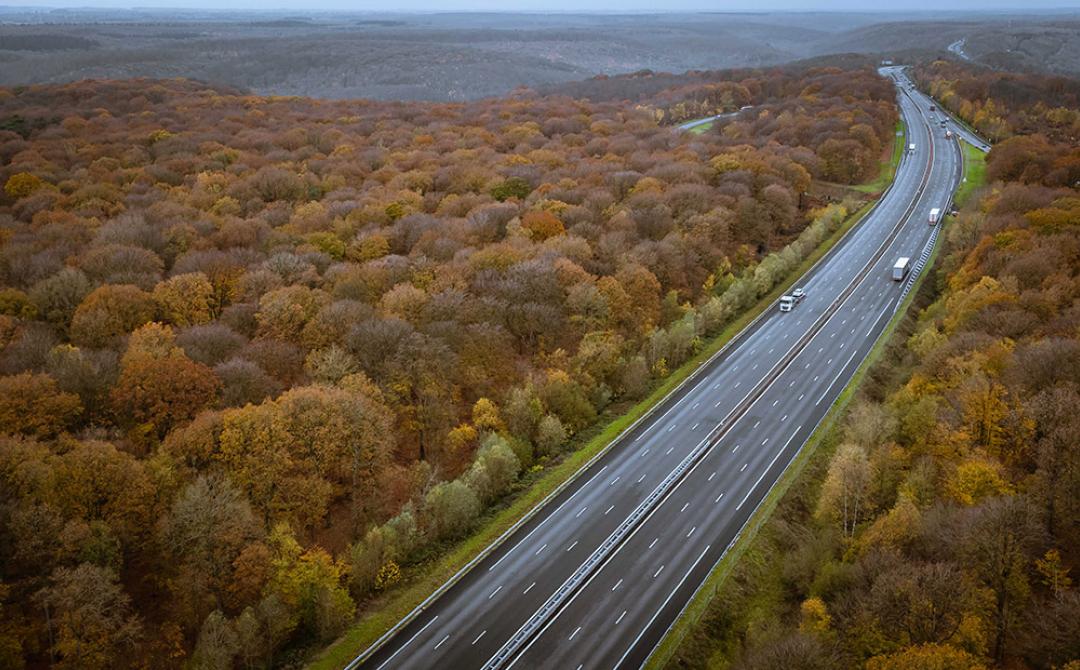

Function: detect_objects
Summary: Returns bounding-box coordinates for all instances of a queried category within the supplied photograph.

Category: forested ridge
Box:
[668,62,1080,670]
[0,64,895,668]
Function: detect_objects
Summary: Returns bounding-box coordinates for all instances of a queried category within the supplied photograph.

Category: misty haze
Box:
[0,3,1078,670]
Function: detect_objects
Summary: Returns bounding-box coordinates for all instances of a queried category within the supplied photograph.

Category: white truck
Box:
[908,143,916,153]
[892,257,911,281]
[779,287,806,312]
[928,207,940,225]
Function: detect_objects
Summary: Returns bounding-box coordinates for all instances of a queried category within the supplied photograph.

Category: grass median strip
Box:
[309,195,884,670]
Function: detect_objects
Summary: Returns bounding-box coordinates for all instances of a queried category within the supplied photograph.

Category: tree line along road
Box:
[351,68,964,670]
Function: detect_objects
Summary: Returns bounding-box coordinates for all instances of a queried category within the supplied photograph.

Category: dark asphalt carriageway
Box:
[353,69,963,670]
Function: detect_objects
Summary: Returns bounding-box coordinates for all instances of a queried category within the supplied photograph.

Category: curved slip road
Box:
[352,68,962,670]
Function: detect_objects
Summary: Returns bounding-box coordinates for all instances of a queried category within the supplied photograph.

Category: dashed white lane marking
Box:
[740,463,748,472]
[737,427,802,511]
[654,565,665,578]
[605,505,615,515]
[569,626,581,641]
[680,502,689,512]
[667,424,675,432]
[762,438,769,445]
[708,471,716,482]
[576,506,587,518]
[524,582,536,594]
[612,578,623,591]
[376,616,439,670]
[472,630,486,645]
[666,446,674,455]
[692,402,700,410]
[687,526,697,538]
[567,541,578,552]
[734,381,741,388]
[715,493,724,503]
[534,544,546,556]
[434,634,449,650]
[732,444,739,453]
[610,476,620,486]
[781,414,788,422]
[649,538,658,549]
[772,399,779,406]
[637,474,646,483]
[616,611,627,624]
[489,585,503,599]
[692,423,699,431]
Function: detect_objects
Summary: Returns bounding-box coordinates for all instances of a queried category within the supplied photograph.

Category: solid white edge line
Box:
[374,615,439,670]
[612,545,711,669]
[736,427,803,512]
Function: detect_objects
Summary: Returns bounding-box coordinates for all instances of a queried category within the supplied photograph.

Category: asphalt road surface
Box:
[352,67,963,670]
[891,66,991,152]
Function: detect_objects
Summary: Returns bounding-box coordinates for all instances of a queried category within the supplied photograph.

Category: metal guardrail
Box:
[482,90,940,670]
[897,130,963,309]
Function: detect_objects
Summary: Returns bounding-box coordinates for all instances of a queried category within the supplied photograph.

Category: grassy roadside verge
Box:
[308,197,883,670]
[646,236,940,670]
[852,120,906,195]
[687,120,715,135]
[953,141,986,207]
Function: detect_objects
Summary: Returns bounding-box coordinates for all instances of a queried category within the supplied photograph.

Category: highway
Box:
[895,65,992,152]
[352,68,963,670]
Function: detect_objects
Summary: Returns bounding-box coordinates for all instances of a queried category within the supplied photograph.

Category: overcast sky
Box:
[3,0,1079,11]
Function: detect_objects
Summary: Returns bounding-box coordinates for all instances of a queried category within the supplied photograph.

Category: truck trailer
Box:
[892,257,911,281]
[929,208,940,225]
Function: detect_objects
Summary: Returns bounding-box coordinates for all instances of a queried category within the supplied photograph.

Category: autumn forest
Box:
[670,60,1080,669]
[0,51,1076,670]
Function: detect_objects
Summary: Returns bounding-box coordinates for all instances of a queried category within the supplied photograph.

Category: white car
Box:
[792,287,806,301]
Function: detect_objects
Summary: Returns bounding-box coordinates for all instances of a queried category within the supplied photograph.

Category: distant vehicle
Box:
[940,120,947,128]
[908,143,916,153]
[779,295,797,312]
[792,287,806,301]
[929,208,940,225]
[945,130,954,139]
[892,257,911,281]
[929,104,937,111]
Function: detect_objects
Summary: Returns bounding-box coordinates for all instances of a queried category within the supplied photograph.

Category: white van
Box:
[892,257,911,281]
